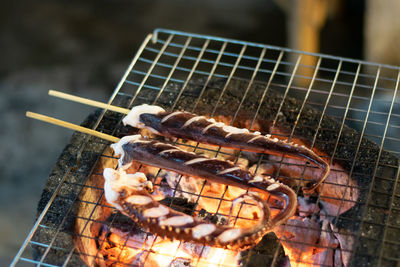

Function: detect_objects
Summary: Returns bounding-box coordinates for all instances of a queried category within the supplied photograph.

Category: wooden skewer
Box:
[26,111,120,143]
[48,90,130,115]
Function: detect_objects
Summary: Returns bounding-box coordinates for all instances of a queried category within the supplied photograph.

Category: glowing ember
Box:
[98,228,240,266]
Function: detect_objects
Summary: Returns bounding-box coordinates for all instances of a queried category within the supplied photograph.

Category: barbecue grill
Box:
[11,29,400,266]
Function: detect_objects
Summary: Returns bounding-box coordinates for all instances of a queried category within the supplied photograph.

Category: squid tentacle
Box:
[122,104,330,192]
[103,168,272,250]
[111,135,297,232]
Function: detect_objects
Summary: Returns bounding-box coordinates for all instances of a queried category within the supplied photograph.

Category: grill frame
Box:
[12,28,400,266]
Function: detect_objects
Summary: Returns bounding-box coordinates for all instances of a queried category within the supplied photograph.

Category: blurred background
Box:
[1,0,399,264]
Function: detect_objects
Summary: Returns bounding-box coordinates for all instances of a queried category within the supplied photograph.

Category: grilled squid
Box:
[122,104,330,192]
[111,135,297,230]
[104,168,272,250]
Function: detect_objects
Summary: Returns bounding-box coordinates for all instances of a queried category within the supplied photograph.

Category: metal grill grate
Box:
[12,29,400,266]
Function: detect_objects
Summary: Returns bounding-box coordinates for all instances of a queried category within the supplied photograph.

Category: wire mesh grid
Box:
[12,29,400,266]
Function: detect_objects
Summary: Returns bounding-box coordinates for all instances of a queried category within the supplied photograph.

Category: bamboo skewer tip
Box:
[48,89,130,115]
[26,111,120,143]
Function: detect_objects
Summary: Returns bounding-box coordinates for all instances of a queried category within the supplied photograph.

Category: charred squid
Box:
[122,104,330,193]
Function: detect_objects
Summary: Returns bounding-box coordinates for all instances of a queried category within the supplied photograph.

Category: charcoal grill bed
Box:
[12,29,400,267]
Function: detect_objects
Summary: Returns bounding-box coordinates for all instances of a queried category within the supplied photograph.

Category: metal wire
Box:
[12,29,400,267]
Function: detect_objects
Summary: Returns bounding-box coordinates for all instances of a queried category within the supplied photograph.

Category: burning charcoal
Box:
[159,196,197,215]
[331,223,354,265]
[274,217,321,263]
[307,220,339,266]
[197,208,228,226]
[239,232,288,266]
[161,172,201,203]
[297,196,320,218]
[169,257,191,267]
[104,212,148,235]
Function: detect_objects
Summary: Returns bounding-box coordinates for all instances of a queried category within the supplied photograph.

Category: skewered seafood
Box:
[122,104,330,193]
